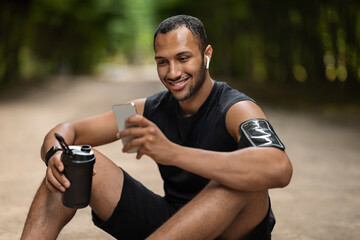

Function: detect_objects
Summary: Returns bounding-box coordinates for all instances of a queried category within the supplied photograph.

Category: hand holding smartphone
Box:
[112,103,140,153]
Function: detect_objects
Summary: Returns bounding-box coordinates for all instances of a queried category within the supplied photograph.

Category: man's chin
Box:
[171,92,190,102]
[168,87,193,102]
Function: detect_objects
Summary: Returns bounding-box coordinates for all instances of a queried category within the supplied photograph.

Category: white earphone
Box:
[206,56,210,69]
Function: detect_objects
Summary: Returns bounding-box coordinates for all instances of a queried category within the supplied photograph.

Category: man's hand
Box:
[118,115,178,165]
[45,151,96,193]
[45,151,70,193]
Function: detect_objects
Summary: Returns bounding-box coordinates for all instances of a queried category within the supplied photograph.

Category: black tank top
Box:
[143,81,254,207]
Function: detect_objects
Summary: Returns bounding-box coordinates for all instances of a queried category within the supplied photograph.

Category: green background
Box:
[1,0,359,100]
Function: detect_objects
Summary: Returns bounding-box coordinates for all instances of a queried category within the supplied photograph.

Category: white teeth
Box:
[171,80,186,86]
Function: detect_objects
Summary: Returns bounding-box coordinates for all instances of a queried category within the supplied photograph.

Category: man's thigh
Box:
[89,149,176,239]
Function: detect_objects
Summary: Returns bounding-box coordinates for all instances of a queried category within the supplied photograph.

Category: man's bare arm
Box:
[41,98,146,161]
[121,100,292,191]
[172,101,292,191]
[41,98,146,192]
[40,111,118,161]
[169,101,292,191]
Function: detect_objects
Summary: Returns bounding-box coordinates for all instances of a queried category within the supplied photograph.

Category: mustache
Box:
[165,74,190,82]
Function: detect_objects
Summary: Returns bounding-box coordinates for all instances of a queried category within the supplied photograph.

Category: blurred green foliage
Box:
[0,0,155,84]
[1,0,359,92]
[156,0,360,89]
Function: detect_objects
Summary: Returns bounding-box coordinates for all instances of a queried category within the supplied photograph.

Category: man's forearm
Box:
[169,145,292,191]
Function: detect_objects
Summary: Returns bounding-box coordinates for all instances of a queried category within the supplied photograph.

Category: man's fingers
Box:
[119,126,143,140]
[46,167,66,193]
[52,156,64,172]
[45,175,60,193]
[45,157,70,192]
[122,136,144,153]
[119,115,157,140]
[136,151,144,160]
[49,158,70,187]
[126,115,152,128]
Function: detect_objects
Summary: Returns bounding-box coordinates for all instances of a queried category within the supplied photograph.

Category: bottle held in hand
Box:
[55,133,96,209]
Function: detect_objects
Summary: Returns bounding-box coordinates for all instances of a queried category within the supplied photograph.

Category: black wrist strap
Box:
[45,146,62,166]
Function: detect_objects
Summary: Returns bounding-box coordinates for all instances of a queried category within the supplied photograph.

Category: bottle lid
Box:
[81,145,92,153]
[70,146,95,162]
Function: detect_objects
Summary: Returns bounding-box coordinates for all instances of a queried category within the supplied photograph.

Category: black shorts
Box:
[92,170,276,239]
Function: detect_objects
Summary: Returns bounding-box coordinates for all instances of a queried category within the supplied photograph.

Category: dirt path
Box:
[0,74,359,239]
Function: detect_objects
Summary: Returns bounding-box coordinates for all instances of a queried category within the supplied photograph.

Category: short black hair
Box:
[154,15,208,54]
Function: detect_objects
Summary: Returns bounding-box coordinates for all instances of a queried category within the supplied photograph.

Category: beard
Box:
[174,59,207,102]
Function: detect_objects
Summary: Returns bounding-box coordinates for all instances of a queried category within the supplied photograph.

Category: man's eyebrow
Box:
[176,51,192,56]
[155,51,193,60]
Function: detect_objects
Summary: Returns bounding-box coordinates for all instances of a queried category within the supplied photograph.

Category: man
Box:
[21,15,292,239]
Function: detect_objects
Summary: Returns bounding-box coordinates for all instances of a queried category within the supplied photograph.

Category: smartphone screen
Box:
[112,103,140,153]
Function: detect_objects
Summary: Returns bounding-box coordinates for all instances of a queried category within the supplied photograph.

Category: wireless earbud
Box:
[206,56,210,69]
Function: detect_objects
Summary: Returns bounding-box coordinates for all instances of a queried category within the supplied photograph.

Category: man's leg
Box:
[147,181,269,240]
[21,179,76,240]
[21,149,124,240]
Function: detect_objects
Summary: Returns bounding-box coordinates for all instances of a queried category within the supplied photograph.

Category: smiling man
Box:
[21,15,292,240]
[154,26,209,104]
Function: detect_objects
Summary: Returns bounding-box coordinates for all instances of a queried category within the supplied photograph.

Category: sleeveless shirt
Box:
[143,81,254,207]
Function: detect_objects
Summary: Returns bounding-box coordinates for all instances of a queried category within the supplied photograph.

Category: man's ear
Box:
[204,45,213,70]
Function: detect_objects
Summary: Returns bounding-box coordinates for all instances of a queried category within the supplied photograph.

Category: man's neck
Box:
[178,77,214,117]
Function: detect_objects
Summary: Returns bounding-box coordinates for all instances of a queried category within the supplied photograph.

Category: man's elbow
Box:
[276,154,293,188]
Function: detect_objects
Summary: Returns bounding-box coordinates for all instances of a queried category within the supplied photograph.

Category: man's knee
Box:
[202,180,268,215]
[203,181,269,239]
[89,148,124,222]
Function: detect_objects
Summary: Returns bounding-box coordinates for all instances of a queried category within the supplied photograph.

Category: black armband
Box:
[45,146,62,166]
[238,118,285,150]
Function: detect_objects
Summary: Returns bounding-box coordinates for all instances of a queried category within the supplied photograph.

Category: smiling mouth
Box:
[168,75,190,85]
[170,79,188,86]
[165,76,190,91]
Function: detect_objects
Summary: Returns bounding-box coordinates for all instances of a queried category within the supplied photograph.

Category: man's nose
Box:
[167,61,182,80]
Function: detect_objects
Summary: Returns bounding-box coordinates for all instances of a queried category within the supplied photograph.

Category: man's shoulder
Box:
[147,90,171,101]
[146,90,172,108]
[214,81,255,112]
[144,90,172,118]
[216,81,253,101]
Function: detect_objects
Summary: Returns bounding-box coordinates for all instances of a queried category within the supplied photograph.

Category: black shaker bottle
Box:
[55,133,96,209]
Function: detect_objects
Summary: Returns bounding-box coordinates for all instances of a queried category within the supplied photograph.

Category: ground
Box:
[0,68,359,239]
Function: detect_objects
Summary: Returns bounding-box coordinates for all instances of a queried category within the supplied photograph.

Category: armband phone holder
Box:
[238,118,285,150]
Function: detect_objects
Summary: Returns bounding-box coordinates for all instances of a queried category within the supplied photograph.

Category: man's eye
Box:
[157,60,166,65]
[179,56,189,62]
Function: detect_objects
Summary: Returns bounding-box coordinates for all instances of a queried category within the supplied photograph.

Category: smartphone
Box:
[112,103,140,153]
